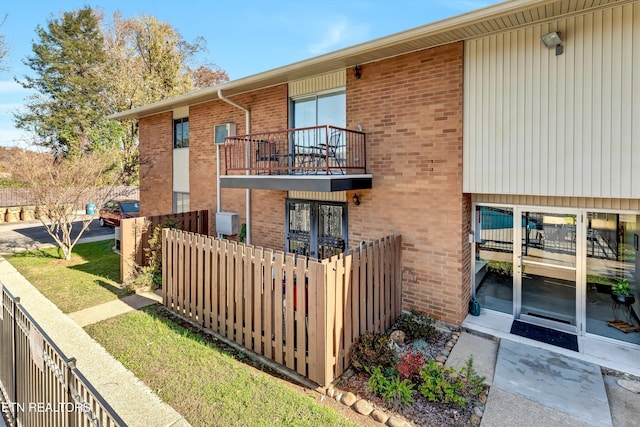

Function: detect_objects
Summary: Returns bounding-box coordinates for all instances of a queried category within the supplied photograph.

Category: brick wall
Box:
[139,112,173,216]
[137,43,471,324]
[189,85,289,240]
[347,42,470,324]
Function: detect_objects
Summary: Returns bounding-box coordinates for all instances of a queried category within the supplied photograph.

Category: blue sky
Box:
[0,0,500,147]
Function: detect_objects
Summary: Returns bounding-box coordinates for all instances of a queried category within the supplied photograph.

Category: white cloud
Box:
[0,80,28,94]
[0,103,24,115]
[307,17,369,55]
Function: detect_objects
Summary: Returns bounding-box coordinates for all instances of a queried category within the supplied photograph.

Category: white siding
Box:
[463,3,640,198]
[288,191,346,202]
[173,148,189,193]
[289,71,346,97]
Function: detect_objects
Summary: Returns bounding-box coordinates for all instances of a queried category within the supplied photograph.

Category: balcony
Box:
[221,125,372,192]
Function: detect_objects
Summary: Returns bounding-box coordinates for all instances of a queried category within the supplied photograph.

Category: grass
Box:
[85,306,360,427]
[5,239,126,313]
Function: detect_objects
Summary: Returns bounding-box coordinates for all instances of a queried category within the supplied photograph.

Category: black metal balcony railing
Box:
[224,125,366,175]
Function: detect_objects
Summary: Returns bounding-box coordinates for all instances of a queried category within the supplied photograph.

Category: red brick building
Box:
[112,0,640,364]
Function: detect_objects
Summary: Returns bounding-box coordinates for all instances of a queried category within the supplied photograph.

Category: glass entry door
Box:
[286,200,346,259]
[515,209,582,332]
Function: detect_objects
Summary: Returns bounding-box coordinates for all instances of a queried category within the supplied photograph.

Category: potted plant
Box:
[611,279,635,305]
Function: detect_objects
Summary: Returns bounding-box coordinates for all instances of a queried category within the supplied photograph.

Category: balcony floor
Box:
[220,174,373,192]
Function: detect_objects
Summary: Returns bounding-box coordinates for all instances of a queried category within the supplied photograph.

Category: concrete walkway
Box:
[446,331,640,427]
[68,290,162,327]
[0,256,190,427]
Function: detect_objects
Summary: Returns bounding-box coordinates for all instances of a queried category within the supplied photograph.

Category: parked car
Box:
[98,200,140,227]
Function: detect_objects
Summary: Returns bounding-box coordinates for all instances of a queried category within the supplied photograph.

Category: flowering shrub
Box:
[396,350,426,381]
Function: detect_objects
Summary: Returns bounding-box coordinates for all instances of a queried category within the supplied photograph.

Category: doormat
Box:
[510,320,579,352]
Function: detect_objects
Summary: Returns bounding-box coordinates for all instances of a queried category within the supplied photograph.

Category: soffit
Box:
[109,0,632,120]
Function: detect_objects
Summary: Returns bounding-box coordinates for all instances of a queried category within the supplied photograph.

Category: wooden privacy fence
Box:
[162,229,401,386]
[0,286,124,427]
[0,186,139,210]
[120,209,209,283]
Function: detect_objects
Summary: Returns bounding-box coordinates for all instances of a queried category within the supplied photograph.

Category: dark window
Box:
[174,118,189,148]
[285,199,347,259]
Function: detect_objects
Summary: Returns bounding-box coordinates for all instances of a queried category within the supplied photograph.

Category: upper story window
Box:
[174,118,189,148]
[291,90,345,128]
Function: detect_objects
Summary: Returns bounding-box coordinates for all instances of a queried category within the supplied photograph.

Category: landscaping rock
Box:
[390,329,406,345]
[342,368,355,380]
[371,409,389,423]
[473,405,484,417]
[436,355,447,363]
[327,387,336,398]
[341,392,357,407]
[441,349,450,356]
[470,414,481,425]
[618,379,640,393]
[479,390,488,404]
[334,392,343,402]
[353,399,374,416]
[387,415,410,427]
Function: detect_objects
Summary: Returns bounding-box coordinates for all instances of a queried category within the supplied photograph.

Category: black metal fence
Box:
[0,285,125,427]
[479,207,618,260]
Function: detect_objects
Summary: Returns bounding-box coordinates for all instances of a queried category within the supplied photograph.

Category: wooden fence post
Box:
[120,217,147,284]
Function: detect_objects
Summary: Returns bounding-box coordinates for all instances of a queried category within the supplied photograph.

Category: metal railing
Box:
[0,286,125,427]
[224,125,366,176]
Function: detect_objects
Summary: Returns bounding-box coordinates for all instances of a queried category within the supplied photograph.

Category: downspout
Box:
[217,89,251,245]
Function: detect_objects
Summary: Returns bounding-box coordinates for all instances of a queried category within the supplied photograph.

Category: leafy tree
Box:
[14,7,117,157]
[102,13,229,184]
[11,146,127,260]
[192,64,229,90]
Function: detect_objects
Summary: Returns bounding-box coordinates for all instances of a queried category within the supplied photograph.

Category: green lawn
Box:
[5,240,126,313]
[85,306,360,427]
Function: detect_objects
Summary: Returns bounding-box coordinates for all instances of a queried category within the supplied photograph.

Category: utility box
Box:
[216,211,239,235]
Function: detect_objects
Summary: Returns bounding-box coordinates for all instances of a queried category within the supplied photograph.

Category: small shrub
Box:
[394,310,439,342]
[366,366,415,408]
[460,356,485,395]
[396,350,426,381]
[350,332,396,372]
[126,218,180,292]
[418,357,485,409]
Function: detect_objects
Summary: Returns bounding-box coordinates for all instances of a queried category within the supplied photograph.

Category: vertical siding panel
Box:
[539,24,550,196]
[524,26,534,195]
[481,38,490,192]
[610,6,623,198]
[488,36,497,193]
[531,25,542,195]
[516,29,526,194]
[619,5,633,197]
[574,14,585,196]
[508,31,518,194]
[592,10,603,197]
[601,8,613,197]
[465,3,635,199]
[549,21,561,196]
[633,4,640,197]
[495,34,504,193]
[564,18,575,196]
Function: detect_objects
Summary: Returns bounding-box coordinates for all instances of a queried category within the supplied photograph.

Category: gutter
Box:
[217,89,251,245]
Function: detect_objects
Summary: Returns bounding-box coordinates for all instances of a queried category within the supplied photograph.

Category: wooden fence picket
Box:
[162,229,401,387]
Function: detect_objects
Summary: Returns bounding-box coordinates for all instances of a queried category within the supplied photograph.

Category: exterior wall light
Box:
[352,193,361,205]
[541,31,563,56]
[353,65,362,79]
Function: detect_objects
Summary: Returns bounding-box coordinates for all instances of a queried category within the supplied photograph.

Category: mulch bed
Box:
[335,327,486,427]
